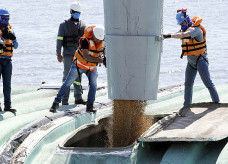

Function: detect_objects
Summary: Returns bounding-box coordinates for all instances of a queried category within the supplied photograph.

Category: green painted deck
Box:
[0,84,228,163]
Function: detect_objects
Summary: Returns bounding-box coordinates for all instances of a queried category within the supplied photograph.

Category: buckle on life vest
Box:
[183,39,189,42]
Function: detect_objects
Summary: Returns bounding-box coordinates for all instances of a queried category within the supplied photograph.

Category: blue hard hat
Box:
[176,11,187,25]
[0,9,10,27]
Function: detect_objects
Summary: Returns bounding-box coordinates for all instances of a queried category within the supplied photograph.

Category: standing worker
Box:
[56,1,86,105]
[50,25,106,113]
[0,9,18,113]
[162,8,220,107]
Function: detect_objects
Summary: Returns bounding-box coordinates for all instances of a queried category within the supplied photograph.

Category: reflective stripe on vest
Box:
[76,59,96,71]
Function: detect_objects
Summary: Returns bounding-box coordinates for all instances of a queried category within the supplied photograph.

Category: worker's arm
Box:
[163,31,190,39]
[56,23,64,62]
[80,38,103,63]
[0,39,6,54]
[2,27,16,41]
[171,31,190,39]
[81,49,103,63]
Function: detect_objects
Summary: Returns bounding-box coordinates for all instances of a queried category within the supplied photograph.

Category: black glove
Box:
[2,27,16,40]
[0,40,6,50]
[103,56,106,67]
[162,34,171,39]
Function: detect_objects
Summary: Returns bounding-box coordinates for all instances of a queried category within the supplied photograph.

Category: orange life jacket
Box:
[181,16,207,58]
[73,26,105,71]
[0,24,14,57]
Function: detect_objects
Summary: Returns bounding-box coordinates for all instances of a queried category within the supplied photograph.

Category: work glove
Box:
[98,52,104,56]
[2,27,17,41]
[162,34,171,39]
[103,56,106,67]
[0,39,6,51]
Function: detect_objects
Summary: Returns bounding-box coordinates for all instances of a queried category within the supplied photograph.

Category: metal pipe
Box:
[104,0,163,100]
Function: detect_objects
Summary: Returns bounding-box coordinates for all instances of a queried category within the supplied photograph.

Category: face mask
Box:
[0,17,9,27]
[181,17,193,31]
[72,13,80,20]
[181,25,188,31]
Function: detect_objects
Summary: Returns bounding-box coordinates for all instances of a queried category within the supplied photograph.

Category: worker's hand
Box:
[103,56,106,67]
[2,27,16,41]
[0,39,6,49]
[96,58,103,64]
[162,34,172,39]
[57,53,63,63]
[98,52,104,57]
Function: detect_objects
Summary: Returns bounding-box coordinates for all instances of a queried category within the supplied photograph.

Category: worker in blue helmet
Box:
[176,9,193,32]
[0,9,18,113]
[162,8,220,107]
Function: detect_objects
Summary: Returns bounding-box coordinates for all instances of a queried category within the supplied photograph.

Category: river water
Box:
[0,0,227,89]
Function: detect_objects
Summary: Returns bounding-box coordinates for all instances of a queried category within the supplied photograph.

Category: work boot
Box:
[75,99,86,105]
[4,107,17,113]
[50,102,59,113]
[62,100,69,105]
[86,104,96,113]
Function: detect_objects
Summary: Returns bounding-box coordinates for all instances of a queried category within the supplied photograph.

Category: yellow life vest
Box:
[0,24,14,57]
[181,16,207,58]
[73,26,105,71]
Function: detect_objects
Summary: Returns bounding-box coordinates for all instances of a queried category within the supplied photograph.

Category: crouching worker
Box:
[0,9,18,113]
[50,25,106,113]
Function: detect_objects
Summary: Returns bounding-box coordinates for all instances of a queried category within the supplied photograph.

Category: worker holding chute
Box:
[162,8,220,107]
[50,25,106,113]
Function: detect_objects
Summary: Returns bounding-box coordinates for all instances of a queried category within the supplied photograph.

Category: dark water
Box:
[0,0,227,88]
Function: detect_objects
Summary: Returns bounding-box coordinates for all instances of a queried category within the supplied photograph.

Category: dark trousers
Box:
[0,58,12,108]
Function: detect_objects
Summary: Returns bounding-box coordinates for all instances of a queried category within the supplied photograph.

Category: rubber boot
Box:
[86,104,96,113]
[50,102,59,113]
[62,100,69,105]
[75,99,87,105]
[4,107,17,113]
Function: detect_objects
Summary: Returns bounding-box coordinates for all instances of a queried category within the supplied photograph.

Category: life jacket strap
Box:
[181,41,206,47]
[182,45,207,53]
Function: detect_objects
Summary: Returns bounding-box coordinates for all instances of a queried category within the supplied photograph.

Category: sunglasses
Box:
[1,17,9,21]
[71,10,80,14]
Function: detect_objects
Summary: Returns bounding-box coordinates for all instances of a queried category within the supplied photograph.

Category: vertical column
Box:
[104,0,163,100]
